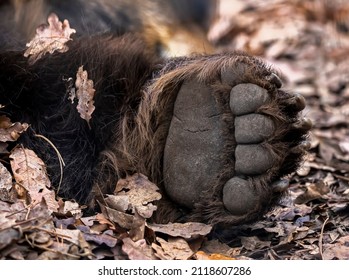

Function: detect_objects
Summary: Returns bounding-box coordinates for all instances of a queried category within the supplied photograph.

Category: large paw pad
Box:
[163,56,311,225]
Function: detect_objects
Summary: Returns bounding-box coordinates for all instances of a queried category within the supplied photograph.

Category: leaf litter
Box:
[1,1,349,259]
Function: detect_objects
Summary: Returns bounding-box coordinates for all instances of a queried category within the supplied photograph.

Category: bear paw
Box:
[162,54,311,225]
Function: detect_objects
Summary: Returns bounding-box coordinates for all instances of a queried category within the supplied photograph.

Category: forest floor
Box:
[206,0,349,260]
[1,0,349,260]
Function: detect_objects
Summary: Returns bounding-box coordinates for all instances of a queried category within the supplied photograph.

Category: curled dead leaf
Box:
[113,173,161,219]
[24,13,76,64]
[294,181,330,204]
[94,213,116,231]
[58,200,82,218]
[75,66,96,125]
[99,202,135,230]
[0,115,28,142]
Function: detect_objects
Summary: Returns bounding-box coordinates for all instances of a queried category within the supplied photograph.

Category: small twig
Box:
[24,227,94,259]
[25,235,81,259]
[34,133,65,193]
[25,202,32,220]
[28,226,72,239]
[34,134,65,166]
[0,217,37,232]
[333,173,349,182]
[319,215,330,260]
[5,201,38,218]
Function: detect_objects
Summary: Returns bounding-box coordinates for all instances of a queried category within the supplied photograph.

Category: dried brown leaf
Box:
[9,147,58,212]
[147,222,212,239]
[24,13,76,64]
[83,232,118,248]
[0,143,9,154]
[100,203,135,229]
[1,200,53,252]
[240,236,271,251]
[199,239,234,256]
[0,228,21,251]
[80,215,96,227]
[267,203,313,221]
[195,251,236,260]
[94,213,116,231]
[75,66,96,124]
[128,218,146,242]
[0,115,28,142]
[322,235,349,260]
[58,200,82,218]
[0,162,12,191]
[54,216,76,229]
[54,228,83,246]
[294,181,330,204]
[0,188,17,203]
[114,173,162,218]
[104,194,129,212]
[26,231,52,246]
[319,141,336,164]
[1,245,25,260]
[0,212,17,231]
[152,237,194,260]
[122,238,157,260]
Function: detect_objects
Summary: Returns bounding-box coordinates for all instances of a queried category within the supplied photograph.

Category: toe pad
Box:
[235,114,275,144]
[230,83,270,115]
[222,177,258,215]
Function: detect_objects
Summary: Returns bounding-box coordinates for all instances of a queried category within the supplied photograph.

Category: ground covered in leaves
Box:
[1,0,349,260]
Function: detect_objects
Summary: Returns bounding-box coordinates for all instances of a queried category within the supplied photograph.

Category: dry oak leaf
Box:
[54,228,88,247]
[0,115,29,142]
[100,203,135,229]
[9,147,59,212]
[83,231,119,248]
[75,66,96,124]
[114,173,162,218]
[152,237,194,260]
[147,222,212,239]
[94,213,116,231]
[101,195,147,238]
[294,180,330,204]
[24,13,76,64]
[122,237,158,260]
[58,200,82,218]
